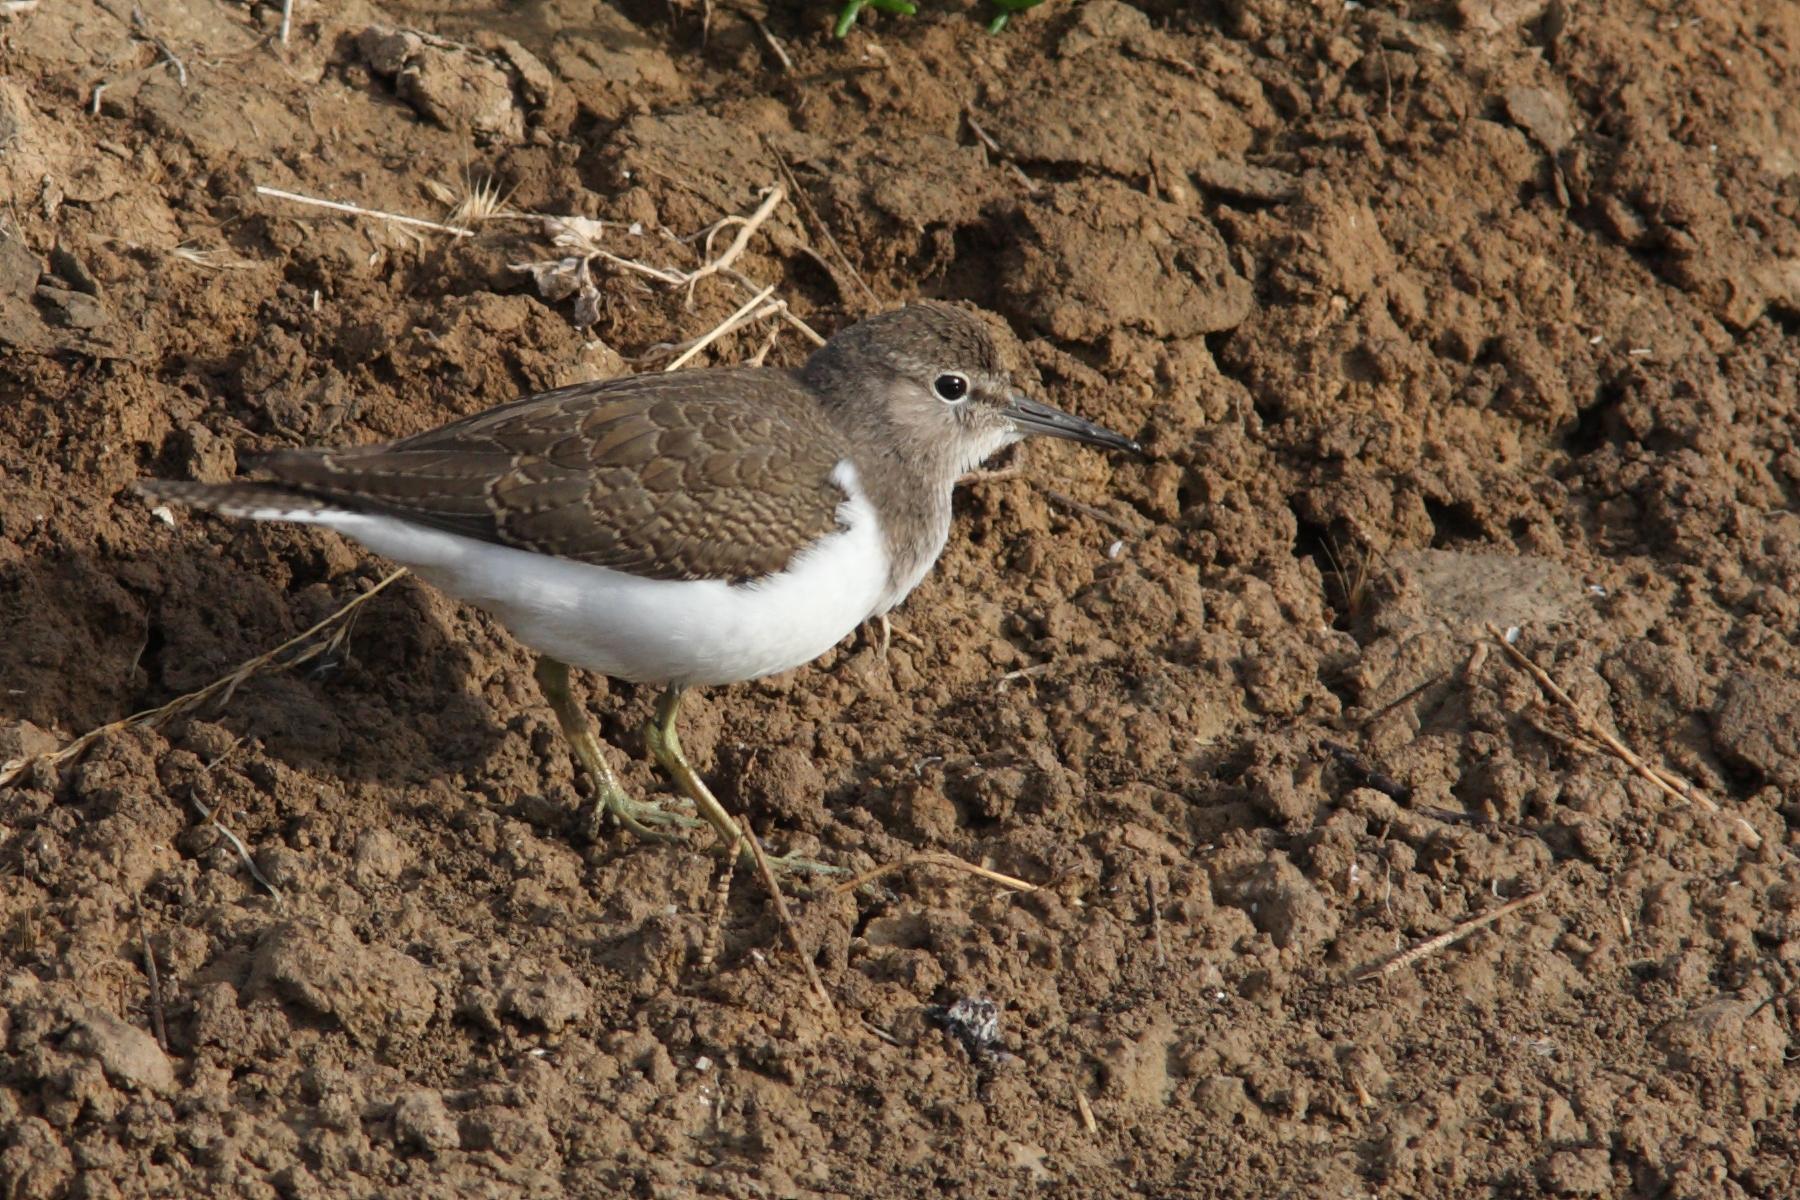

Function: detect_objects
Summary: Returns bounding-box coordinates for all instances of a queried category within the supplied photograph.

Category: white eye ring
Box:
[933,373,970,403]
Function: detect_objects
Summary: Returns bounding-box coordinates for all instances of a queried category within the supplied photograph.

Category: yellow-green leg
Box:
[533,657,700,842]
[646,685,840,1017]
[644,686,842,877]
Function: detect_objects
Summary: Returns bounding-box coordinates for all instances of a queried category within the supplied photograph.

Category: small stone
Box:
[498,964,592,1032]
[1538,1148,1614,1196]
[1194,1074,1249,1120]
[61,1006,174,1095]
[393,1089,460,1154]
[351,827,411,887]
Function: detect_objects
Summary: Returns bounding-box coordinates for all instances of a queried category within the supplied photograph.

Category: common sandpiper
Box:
[139,301,1142,865]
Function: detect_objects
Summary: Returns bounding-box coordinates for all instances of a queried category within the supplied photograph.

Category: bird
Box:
[138,301,1141,868]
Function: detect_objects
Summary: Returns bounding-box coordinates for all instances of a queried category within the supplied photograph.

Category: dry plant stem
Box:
[1484,624,1762,849]
[1044,488,1143,537]
[0,569,409,788]
[190,792,284,902]
[768,146,879,309]
[254,185,474,237]
[723,269,826,345]
[963,464,1025,485]
[591,247,686,286]
[664,285,777,371]
[750,17,793,71]
[964,106,1041,194]
[280,0,293,43]
[832,851,1039,896]
[134,899,168,1050]
[1358,881,1552,982]
[681,185,784,305]
[747,321,781,366]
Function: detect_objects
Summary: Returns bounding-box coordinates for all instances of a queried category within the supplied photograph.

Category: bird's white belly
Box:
[268,468,893,687]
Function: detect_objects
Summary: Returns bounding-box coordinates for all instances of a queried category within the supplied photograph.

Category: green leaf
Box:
[833,0,919,37]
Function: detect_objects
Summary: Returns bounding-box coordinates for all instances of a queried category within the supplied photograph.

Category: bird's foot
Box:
[646,687,845,877]
[587,782,703,844]
[534,655,701,845]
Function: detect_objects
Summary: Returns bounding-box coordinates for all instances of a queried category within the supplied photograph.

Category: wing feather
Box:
[252,369,853,583]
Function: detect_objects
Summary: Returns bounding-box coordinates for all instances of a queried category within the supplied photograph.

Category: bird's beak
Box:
[1004,394,1143,456]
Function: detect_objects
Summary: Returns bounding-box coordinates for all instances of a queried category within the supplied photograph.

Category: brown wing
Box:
[254,368,853,583]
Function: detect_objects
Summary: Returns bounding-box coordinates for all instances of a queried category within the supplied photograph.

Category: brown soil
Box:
[3,1,1799,1196]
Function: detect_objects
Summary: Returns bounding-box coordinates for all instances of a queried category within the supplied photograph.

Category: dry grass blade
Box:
[722,268,825,346]
[663,286,777,371]
[190,792,284,903]
[767,145,878,309]
[0,569,408,788]
[134,897,169,1050]
[169,244,256,271]
[833,851,1039,896]
[682,184,784,306]
[447,174,516,227]
[1357,881,1552,982]
[1044,488,1145,537]
[751,16,794,72]
[737,825,836,1020]
[255,185,474,238]
[964,105,1040,194]
[514,190,819,351]
[1484,624,1762,849]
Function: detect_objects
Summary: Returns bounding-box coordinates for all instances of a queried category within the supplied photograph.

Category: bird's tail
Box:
[133,479,343,524]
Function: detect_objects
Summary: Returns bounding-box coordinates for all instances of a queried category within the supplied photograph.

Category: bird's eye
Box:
[933,373,969,402]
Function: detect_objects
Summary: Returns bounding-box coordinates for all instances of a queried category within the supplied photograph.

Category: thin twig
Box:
[590,246,687,286]
[963,464,1026,485]
[133,898,169,1050]
[1044,489,1144,537]
[663,285,777,371]
[255,185,475,238]
[190,792,284,903]
[129,9,188,87]
[1357,882,1551,981]
[750,17,793,72]
[280,0,293,43]
[723,268,825,345]
[768,145,879,309]
[1075,1090,1099,1133]
[1,569,408,788]
[1485,625,1761,849]
[739,825,835,1020]
[833,851,1039,896]
[746,320,781,367]
[681,185,784,305]
[1146,875,1166,967]
[964,106,1040,194]
[515,194,821,349]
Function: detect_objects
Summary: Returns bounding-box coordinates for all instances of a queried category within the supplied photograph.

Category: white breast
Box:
[249,461,892,687]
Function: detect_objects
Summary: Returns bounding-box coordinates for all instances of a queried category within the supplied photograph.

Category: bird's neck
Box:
[813,394,960,615]
[852,443,956,615]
